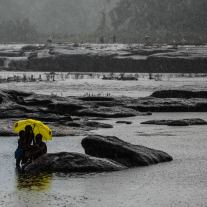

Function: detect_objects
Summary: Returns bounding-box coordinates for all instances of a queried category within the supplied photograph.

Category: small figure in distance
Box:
[15,130,26,167]
[113,35,116,44]
[47,35,52,44]
[27,134,47,161]
[100,36,105,44]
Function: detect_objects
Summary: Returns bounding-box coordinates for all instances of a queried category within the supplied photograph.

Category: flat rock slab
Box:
[116,121,132,124]
[81,135,173,167]
[24,152,126,174]
[141,118,207,126]
[151,90,207,99]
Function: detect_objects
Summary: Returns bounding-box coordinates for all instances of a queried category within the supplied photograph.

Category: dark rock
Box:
[167,120,189,126]
[23,95,53,106]
[117,77,138,81]
[145,50,207,73]
[79,96,114,102]
[116,121,132,124]
[74,106,138,118]
[47,102,85,115]
[151,90,207,99]
[81,135,173,167]
[183,118,207,125]
[73,43,79,47]
[0,44,206,73]
[141,118,207,126]
[21,45,46,51]
[0,51,23,57]
[83,121,113,128]
[24,152,126,174]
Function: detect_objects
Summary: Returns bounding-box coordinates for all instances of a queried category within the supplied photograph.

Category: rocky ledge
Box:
[1,43,207,73]
[25,135,173,174]
[24,152,126,174]
[1,89,207,136]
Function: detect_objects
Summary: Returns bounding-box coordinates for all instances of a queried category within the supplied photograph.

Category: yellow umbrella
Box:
[14,119,52,141]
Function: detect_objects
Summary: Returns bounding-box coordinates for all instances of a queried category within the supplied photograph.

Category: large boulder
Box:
[81,135,173,167]
[24,152,126,174]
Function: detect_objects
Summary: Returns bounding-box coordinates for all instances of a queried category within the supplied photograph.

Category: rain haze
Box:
[0,1,207,207]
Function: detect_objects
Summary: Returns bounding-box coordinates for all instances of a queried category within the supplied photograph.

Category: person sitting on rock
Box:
[26,134,47,161]
[15,130,26,167]
[21,125,35,164]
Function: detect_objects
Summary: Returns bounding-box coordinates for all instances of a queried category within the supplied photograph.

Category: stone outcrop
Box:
[81,135,173,167]
[24,134,173,174]
[145,49,207,73]
[1,89,207,135]
[1,44,207,73]
[24,152,126,174]
[151,90,207,99]
[141,118,207,126]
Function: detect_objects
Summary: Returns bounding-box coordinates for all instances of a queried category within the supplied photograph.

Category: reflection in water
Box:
[15,170,52,192]
[14,170,53,204]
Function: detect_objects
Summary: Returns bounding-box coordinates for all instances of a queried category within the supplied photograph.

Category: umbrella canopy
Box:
[14,119,52,141]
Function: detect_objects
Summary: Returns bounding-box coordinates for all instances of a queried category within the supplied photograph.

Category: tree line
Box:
[0,18,38,43]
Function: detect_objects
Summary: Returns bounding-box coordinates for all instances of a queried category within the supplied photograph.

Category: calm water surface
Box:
[1,112,207,206]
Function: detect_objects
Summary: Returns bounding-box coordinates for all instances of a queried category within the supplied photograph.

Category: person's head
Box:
[25,125,32,133]
[36,134,43,144]
[19,130,25,140]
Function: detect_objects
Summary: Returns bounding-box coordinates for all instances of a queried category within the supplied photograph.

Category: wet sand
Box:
[0,73,207,206]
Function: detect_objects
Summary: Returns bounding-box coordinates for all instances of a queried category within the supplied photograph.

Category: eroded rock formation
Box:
[81,135,173,167]
[24,152,126,174]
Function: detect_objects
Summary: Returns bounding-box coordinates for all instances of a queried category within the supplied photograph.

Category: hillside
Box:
[110,0,207,42]
[0,0,119,34]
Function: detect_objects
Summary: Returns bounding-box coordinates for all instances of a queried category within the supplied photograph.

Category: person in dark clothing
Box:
[15,130,26,167]
[113,35,116,44]
[26,134,47,161]
[100,36,105,43]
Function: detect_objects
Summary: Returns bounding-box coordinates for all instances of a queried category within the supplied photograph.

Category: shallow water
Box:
[1,72,207,98]
[1,72,207,206]
[1,112,207,207]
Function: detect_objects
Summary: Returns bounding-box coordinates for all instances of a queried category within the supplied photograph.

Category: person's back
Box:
[15,130,26,167]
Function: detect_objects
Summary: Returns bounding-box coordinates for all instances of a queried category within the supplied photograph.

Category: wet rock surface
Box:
[1,89,207,136]
[24,134,173,174]
[24,152,126,174]
[81,135,173,167]
[3,43,207,73]
[145,49,207,73]
[141,118,207,126]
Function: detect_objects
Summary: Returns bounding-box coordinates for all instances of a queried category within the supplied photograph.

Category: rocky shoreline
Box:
[1,89,207,136]
[2,88,207,173]
[1,43,207,73]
